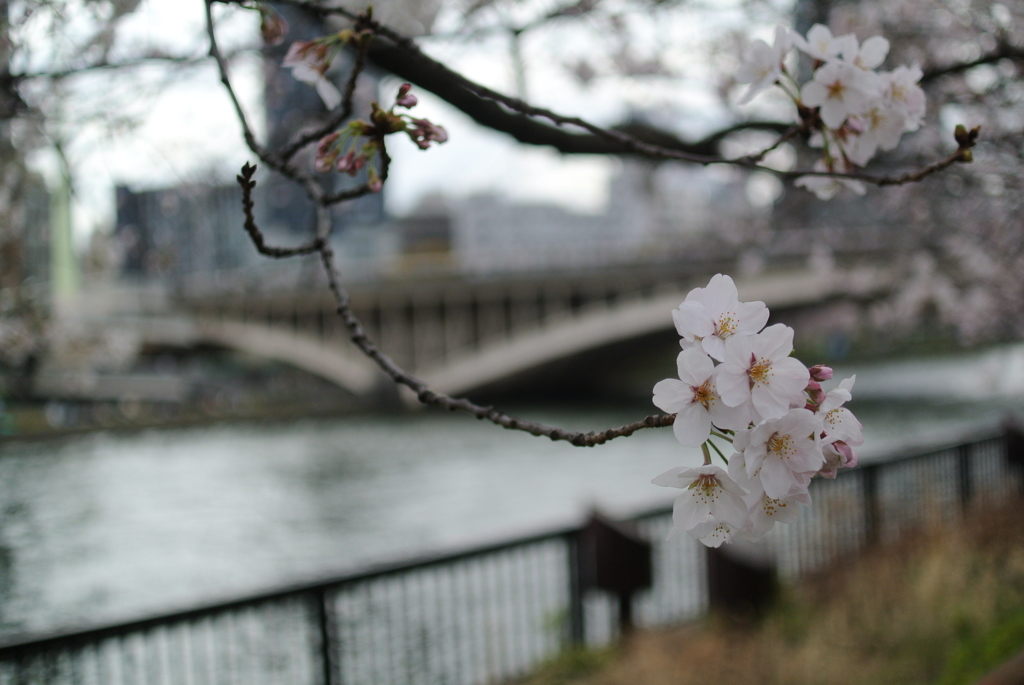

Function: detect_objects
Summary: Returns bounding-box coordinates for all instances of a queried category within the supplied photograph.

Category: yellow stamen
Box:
[692,381,717,408]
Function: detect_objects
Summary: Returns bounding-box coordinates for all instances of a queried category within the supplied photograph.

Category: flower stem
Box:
[710,430,734,443]
[707,438,729,465]
[701,442,712,466]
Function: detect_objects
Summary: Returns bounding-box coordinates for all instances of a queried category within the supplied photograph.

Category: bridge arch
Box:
[417,266,893,397]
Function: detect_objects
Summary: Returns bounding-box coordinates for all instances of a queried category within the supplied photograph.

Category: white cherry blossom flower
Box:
[820,439,858,478]
[819,376,863,445]
[818,375,855,414]
[691,519,741,548]
[717,324,810,420]
[672,274,769,361]
[743,488,811,538]
[793,24,857,62]
[652,349,754,446]
[736,26,793,105]
[283,40,342,110]
[845,105,907,165]
[842,35,889,71]
[815,376,863,477]
[652,465,749,539]
[880,65,926,130]
[741,408,824,499]
[801,61,873,128]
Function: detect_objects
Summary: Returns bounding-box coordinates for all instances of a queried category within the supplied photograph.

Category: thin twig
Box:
[237,163,323,257]
[316,236,677,445]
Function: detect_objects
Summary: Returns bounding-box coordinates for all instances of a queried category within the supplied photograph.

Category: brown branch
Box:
[236,163,323,257]
[780,145,975,185]
[10,48,255,82]
[315,226,678,445]
[205,1,269,162]
[237,157,675,446]
[217,0,1001,185]
[921,40,1024,84]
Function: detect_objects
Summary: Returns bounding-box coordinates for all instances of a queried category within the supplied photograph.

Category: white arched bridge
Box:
[128,258,899,399]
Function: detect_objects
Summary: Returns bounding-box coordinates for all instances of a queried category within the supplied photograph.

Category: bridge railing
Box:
[0,430,1018,684]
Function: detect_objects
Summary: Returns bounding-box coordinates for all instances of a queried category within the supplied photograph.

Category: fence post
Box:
[957,443,973,510]
[1004,421,1024,494]
[314,589,338,685]
[862,464,880,546]
[565,531,586,646]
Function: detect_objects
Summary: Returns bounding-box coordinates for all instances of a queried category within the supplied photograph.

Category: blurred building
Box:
[390,159,759,275]
[114,184,256,283]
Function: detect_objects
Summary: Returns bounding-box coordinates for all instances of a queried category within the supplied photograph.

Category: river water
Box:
[1,345,1023,639]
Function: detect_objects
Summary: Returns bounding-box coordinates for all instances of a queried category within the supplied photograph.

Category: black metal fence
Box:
[0,429,1018,684]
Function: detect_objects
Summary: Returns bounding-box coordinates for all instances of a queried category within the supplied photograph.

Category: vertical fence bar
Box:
[565,531,585,646]
[958,444,973,511]
[313,590,337,685]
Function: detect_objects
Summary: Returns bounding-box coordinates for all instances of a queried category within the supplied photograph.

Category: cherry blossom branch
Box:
[278,33,372,163]
[921,39,1024,83]
[784,143,976,185]
[239,2,974,187]
[205,0,379,208]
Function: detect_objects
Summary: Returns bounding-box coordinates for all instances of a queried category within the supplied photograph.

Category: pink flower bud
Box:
[809,365,833,382]
[396,82,418,108]
[316,131,341,156]
[284,40,314,65]
[314,156,334,173]
[833,441,857,468]
[260,8,289,46]
[368,176,383,193]
[335,151,356,174]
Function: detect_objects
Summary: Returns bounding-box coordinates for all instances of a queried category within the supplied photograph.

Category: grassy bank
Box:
[522,499,1024,685]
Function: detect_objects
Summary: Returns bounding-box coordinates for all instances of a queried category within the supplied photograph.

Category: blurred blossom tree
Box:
[1,0,1022,450]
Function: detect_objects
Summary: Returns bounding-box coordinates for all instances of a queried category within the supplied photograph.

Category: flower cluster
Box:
[736,24,926,199]
[312,84,447,192]
[652,274,862,547]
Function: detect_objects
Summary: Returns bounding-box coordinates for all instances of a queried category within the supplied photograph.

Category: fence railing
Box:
[0,429,1019,684]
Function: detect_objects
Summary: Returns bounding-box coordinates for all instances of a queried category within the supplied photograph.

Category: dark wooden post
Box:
[706,540,777,619]
[862,464,881,546]
[574,511,652,637]
[1004,419,1024,494]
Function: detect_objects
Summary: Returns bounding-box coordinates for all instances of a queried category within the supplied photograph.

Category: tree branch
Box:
[921,39,1024,84]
